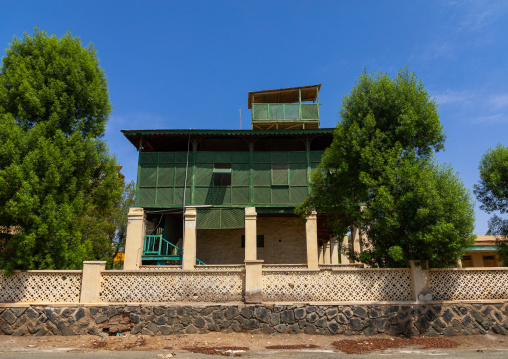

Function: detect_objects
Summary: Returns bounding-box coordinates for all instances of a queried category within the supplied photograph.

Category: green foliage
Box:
[474,144,508,265]
[0,27,111,138]
[0,28,125,271]
[296,67,475,268]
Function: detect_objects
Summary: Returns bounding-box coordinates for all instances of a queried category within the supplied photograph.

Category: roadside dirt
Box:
[1,332,508,355]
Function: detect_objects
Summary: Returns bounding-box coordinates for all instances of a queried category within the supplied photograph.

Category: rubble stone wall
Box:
[2,302,508,337]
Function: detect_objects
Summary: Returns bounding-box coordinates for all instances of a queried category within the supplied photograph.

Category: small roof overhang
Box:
[248,84,321,109]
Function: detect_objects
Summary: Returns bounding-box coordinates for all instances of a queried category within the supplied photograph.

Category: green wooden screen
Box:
[136,151,324,207]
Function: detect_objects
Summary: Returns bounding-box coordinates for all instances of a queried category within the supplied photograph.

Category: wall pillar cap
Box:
[244,260,264,264]
[83,261,107,265]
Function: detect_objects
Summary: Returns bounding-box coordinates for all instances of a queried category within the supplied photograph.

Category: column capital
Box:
[184,206,197,218]
[245,207,257,219]
[127,207,145,219]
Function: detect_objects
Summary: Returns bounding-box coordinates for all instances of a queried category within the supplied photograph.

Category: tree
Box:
[0,28,124,271]
[0,27,111,138]
[296,67,475,268]
[474,144,508,265]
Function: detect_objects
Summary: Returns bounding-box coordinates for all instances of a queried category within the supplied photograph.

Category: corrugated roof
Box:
[121,128,334,136]
[248,84,321,109]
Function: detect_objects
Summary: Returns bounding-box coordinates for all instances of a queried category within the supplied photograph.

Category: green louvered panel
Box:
[272,164,289,185]
[174,164,192,187]
[197,208,245,229]
[157,163,174,187]
[158,152,174,163]
[174,152,188,163]
[301,104,319,119]
[215,152,231,163]
[253,187,271,204]
[290,162,307,186]
[253,152,271,163]
[204,186,230,205]
[232,164,249,186]
[196,208,217,229]
[156,187,173,205]
[271,152,288,163]
[232,187,249,204]
[220,208,244,228]
[174,187,191,205]
[290,186,308,204]
[231,152,249,163]
[253,163,271,185]
[137,187,156,206]
[196,164,213,186]
[289,152,307,163]
[196,152,214,164]
[310,151,324,162]
[194,187,209,205]
[272,187,290,204]
[139,163,157,187]
[311,162,320,172]
[140,152,158,164]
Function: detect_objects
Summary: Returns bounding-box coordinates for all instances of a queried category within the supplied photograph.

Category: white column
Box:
[305,211,319,269]
[350,226,361,264]
[244,207,257,261]
[182,207,197,270]
[340,234,349,264]
[330,237,339,264]
[123,207,145,270]
[324,241,331,264]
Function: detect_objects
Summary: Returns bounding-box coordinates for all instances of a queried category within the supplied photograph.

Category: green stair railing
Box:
[142,235,205,265]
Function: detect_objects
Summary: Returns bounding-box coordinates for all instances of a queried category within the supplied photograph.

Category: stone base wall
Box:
[2,302,508,337]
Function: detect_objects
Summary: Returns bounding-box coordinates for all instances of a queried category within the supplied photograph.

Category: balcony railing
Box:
[252,103,319,122]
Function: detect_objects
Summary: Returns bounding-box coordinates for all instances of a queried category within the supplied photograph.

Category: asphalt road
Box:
[2,348,508,358]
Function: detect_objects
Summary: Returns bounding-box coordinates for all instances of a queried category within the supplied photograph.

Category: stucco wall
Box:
[196,216,306,265]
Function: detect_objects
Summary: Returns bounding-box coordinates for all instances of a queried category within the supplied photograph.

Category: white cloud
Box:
[489,94,508,109]
[470,113,508,124]
[433,89,473,105]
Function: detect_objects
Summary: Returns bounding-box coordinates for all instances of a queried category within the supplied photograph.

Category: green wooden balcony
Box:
[142,234,205,265]
[251,103,320,130]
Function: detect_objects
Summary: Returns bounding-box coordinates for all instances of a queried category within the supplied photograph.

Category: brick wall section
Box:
[2,303,508,337]
[196,217,306,264]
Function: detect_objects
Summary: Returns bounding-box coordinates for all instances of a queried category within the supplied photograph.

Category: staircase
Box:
[142,234,205,265]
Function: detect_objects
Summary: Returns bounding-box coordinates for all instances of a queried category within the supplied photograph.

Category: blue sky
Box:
[1,1,507,234]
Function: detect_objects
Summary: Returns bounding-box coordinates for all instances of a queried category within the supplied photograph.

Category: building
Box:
[462,235,504,267]
[121,85,362,270]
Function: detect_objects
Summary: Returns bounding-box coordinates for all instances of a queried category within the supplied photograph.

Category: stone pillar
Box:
[409,260,431,302]
[330,237,339,265]
[182,207,197,270]
[340,234,349,264]
[244,207,257,261]
[306,211,319,269]
[245,259,264,303]
[323,241,331,264]
[318,245,324,264]
[80,261,106,303]
[124,207,146,270]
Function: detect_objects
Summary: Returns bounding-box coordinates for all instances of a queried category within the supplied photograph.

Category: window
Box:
[241,235,264,248]
[271,163,289,186]
[213,163,231,186]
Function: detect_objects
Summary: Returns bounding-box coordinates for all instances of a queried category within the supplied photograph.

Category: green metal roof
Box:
[465,245,498,251]
[121,128,334,136]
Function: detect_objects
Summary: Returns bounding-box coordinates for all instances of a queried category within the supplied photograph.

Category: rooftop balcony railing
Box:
[252,103,319,122]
